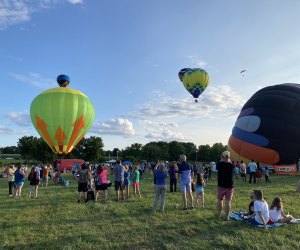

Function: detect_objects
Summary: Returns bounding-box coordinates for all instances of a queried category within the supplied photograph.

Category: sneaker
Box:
[190,206,195,210]
[182,207,188,211]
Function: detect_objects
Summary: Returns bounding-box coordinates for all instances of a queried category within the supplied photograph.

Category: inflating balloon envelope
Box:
[30,75,95,154]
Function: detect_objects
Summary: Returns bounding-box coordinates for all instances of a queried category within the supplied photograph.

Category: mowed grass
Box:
[0,172,299,250]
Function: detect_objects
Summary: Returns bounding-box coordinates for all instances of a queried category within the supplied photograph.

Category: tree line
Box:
[0,136,227,164]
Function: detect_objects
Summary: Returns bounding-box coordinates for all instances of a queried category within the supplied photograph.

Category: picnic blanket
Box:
[229,211,283,228]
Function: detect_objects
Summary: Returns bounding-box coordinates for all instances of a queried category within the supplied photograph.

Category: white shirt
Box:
[240,163,246,174]
[254,200,269,224]
[269,207,282,222]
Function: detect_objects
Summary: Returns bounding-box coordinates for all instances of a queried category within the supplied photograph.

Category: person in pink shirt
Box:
[94,164,110,202]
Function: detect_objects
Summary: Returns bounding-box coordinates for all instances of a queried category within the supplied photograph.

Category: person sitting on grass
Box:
[76,163,89,203]
[239,193,255,219]
[269,197,296,223]
[247,190,270,229]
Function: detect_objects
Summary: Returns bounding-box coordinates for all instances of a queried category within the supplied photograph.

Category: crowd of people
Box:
[2,152,296,229]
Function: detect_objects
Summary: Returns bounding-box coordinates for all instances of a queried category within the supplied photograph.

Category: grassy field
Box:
[0,172,299,250]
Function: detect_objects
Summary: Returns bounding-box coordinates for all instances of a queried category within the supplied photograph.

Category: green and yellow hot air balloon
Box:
[30,75,95,154]
[178,68,209,102]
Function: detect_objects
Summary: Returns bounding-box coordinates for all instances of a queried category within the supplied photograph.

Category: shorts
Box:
[196,189,204,197]
[42,176,48,182]
[96,184,108,191]
[115,181,124,191]
[180,182,192,193]
[15,181,24,187]
[78,182,88,192]
[133,182,139,187]
[217,187,234,201]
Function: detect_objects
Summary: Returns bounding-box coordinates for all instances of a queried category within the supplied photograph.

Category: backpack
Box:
[94,174,102,186]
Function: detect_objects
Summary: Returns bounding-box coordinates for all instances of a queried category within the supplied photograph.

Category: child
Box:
[264,166,271,183]
[28,166,40,198]
[269,197,295,223]
[234,165,239,179]
[124,165,131,199]
[133,165,141,197]
[195,173,204,208]
[240,194,255,219]
[247,190,270,229]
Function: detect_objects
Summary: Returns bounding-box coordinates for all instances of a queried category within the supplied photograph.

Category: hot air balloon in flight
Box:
[178,68,209,102]
[30,75,95,154]
[228,83,300,165]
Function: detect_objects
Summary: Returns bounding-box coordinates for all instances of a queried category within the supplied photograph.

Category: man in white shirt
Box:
[240,160,247,181]
[248,160,257,184]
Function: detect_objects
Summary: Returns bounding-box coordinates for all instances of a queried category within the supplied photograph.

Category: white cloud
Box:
[0,0,84,30]
[188,55,208,68]
[0,125,27,135]
[132,85,245,119]
[90,118,136,137]
[66,0,83,4]
[6,111,31,127]
[11,72,56,89]
[142,120,191,142]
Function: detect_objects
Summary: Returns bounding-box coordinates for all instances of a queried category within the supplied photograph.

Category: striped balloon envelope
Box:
[30,76,95,154]
[228,83,300,165]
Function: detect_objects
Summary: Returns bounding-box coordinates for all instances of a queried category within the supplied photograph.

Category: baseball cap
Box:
[222,151,231,158]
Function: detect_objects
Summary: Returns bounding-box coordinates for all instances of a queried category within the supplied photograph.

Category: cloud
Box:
[90,118,136,137]
[5,112,31,127]
[142,120,191,142]
[188,55,208,68]
[0,125,27,135]
[0,0,84,30]
[66,0,83,4]
[132,85,245,119]
[11,72,56,89]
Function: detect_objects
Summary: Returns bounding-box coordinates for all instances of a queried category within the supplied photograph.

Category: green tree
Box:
[198,144,211,162]
[182,142,197,161]
[122,143,142,161]
[84,136,104,163]
[33,138,56,163]
[17,136,39,162]
[142,142,162,161]
[168,141,186,161]
[210,143,227,162]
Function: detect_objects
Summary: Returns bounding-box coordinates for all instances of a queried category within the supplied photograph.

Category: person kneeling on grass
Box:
[76,163,89,203]
[247,190,270,229]
[269,197,296,223]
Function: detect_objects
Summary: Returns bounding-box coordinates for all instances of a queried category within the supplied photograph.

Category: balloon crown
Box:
[57,74,70,87]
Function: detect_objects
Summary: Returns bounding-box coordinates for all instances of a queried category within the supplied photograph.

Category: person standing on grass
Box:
[240,160,247,181]
[264,167,271,183]
[124,165,131,199]
[216,151,235,220]
[248,160,257,184]
[169,161,178,192]
[7,164,15,196]
[178,154,194,210]
[76,163,89,203]
[14,165,26,198]
[95,164,109,202]
[114,160,125,201]
[28,166,40,198]
[133,165,141,197]
[152,163,168,213]
[42,164,51,187]
[195,173,205,208]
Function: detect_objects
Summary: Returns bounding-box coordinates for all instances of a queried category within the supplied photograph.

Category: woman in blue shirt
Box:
[14,165,26,197]
[152,163,168,213]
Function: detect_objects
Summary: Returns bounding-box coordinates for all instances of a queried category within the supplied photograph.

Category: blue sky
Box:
[1,0,300,150]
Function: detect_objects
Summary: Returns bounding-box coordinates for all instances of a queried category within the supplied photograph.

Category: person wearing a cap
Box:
[217,151,235,220]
